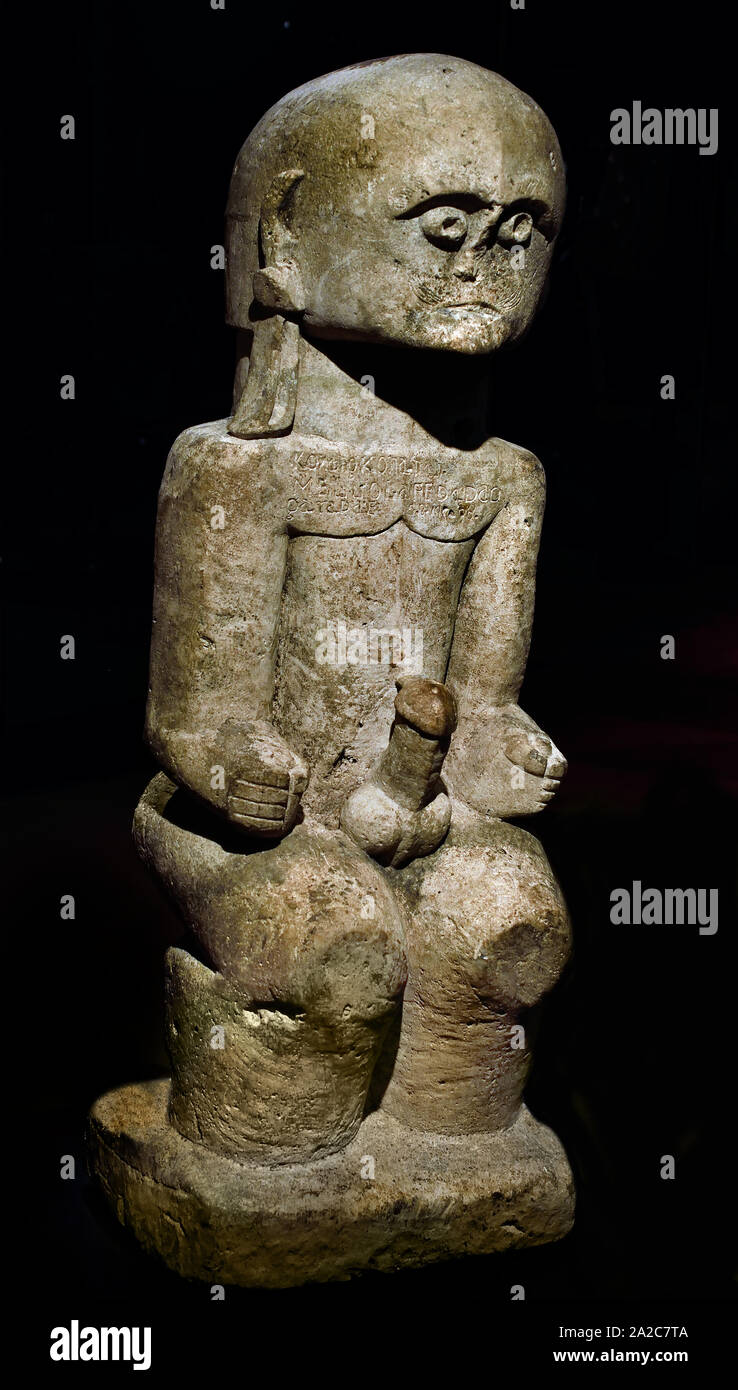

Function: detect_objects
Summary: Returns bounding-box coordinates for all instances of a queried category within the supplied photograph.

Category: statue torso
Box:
[268,433,507,823]
[159,421,519,827]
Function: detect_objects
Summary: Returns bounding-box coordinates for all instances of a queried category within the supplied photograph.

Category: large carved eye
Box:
[419,206,469,249]
[496,210,534,246]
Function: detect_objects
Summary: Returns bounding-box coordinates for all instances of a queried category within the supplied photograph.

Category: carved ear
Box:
[252,263,305,314]
[253,169,306,313]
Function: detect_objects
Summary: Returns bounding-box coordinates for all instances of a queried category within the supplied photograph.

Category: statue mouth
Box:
[437,302,497,315]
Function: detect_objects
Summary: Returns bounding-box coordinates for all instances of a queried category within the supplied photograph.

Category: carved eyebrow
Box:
[395,192,494,220]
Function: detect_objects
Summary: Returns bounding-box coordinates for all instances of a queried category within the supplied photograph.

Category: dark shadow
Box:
[301,334,494,451]
[363,1006,403,1114]
[162,783,305,857]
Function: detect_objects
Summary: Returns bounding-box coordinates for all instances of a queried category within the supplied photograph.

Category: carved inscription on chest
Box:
[284,447,503,540]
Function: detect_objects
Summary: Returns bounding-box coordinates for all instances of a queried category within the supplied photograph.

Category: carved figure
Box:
[89,54,574,1286]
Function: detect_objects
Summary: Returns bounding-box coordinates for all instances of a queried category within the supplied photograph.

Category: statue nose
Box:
[452,245,478,281]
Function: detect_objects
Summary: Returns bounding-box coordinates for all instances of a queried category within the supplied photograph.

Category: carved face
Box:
[295,121,560,353]
[298,183,554,354]
[227,57,565,355]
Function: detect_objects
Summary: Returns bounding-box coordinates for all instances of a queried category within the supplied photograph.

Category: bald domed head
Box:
[226,54,565,354]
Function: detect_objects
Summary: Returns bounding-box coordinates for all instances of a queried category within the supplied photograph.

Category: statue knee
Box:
[406,819,571,1012]
[135,773,407,1022]
[236,823,407,1028]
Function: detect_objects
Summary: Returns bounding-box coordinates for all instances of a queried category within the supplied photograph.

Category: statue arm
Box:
[444,446,567,817]
[144,426,306,831]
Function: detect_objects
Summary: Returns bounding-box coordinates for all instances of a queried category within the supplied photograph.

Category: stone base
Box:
[88,1079,574,1287]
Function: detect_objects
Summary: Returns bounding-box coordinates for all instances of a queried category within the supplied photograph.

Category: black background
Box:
[6,0,736,1370]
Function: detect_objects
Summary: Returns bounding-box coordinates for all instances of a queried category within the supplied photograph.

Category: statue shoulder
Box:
[161,419,259,489]
[478,435,546,506]
[158,420,288,521]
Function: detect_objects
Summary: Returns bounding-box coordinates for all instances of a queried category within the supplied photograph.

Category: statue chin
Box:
[87,51,575,1288]
[406,304,514,354]
[304,307,522,356]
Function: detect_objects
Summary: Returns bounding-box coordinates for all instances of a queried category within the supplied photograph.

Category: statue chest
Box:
[280,441,505,542]
[280,521,474,641]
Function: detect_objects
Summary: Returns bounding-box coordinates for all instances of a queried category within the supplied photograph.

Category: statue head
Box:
[225,54,565,435]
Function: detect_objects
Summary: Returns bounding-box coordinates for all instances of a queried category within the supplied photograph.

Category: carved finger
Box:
[231,779,289,805]
[232,765,290,791]
[228,810,287,836]
[504,730,550,776]
[546,745,567,779]
[228,796,285,821]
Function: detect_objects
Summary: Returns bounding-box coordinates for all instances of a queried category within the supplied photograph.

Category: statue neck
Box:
[233,330,491,453]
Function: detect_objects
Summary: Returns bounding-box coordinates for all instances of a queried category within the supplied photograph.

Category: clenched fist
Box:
[218,719,309,838]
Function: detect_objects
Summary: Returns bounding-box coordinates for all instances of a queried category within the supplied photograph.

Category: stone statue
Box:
[89,53,575,1286]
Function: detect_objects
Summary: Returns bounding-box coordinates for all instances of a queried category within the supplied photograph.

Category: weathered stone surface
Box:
[89,52,575,1285]
[135,772,407,1164]
[165,946,393,1166]
[380,813,572,1133]
[89,1079,574,1288]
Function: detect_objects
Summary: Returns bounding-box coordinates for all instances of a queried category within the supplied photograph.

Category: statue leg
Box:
[378,811,571,1134]
[133,773,407,1164]
[88,781,572,1285]
[139,784,571,1148]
